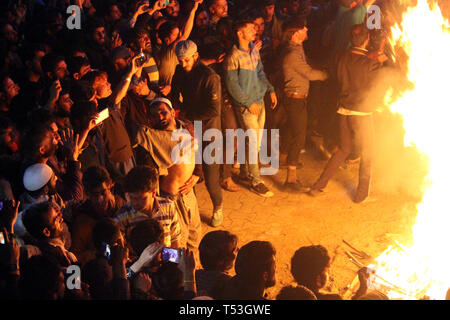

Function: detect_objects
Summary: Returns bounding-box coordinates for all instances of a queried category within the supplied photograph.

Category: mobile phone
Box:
[136,51,147,66]
[101,242,111,260]
[0,232,5,244]
[95,108,110,125]
[162,247,180,263]
[162,0,170,6]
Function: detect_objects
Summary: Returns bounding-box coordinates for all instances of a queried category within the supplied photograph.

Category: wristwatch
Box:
[126,267,136,279]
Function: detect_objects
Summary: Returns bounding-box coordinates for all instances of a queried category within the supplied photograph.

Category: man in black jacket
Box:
[309,24,385,203]
[171,40,223,227]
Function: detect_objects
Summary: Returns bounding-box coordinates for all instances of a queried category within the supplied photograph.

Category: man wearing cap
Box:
[171,40,224,227]
[16,163,72,249]
[132,97,203,249]
[279,18,328,192]
[154,0,203,88]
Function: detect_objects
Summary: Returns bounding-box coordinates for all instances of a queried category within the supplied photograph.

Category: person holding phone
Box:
[75,54,144,179]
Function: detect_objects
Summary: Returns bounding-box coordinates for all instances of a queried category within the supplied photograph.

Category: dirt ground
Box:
[193,150,421,299]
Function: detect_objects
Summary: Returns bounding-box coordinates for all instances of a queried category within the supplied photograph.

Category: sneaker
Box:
[308,188,326,197]
[210,207,223,227]
[284,181,311,193]
[237,174,253,187]
[251,183,274,198]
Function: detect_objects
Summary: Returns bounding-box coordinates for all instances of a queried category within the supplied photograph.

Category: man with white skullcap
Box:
[15,163,72,249]
[171,39,224,227]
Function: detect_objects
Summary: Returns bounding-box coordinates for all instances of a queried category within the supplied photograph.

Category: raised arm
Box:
[178,0,203,43]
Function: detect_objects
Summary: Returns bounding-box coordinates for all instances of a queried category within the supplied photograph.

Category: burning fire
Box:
[370,0,450,299]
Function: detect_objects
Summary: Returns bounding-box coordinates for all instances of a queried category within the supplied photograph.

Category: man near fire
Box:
[308,24,385,203]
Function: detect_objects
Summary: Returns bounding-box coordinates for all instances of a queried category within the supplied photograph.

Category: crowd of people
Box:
[0,0,395,300]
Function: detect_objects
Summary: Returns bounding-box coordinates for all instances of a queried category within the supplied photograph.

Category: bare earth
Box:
[194,151,420,299]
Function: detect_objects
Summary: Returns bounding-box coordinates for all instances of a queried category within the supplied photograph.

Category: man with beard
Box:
[171,40,223,227]
[154,0,202,88]
[21,125,83,205]
[133,98,202,251]
[207,0,228,29]
[22,201,77,268]
[53,85,74,130]
[15,163,72,251]
[40,53,69,110]
[70,166,126,265]
[127,28,161,94]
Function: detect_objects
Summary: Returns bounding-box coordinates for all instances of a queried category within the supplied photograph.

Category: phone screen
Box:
[162,248,180,263]
[95,108,110,125]
[163,0,170,6]
[101,242,111,260]
[0,232,5,244]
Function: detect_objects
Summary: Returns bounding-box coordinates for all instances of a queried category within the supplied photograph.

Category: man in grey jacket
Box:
[280,18,327,192]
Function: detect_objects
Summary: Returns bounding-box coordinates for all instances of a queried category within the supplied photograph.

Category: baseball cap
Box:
[175,40,198,59]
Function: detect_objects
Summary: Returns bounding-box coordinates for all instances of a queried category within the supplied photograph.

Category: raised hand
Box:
[137,243,164,268]
[60,128,80,161]
[0,200,20,234]
[1,227,20,274]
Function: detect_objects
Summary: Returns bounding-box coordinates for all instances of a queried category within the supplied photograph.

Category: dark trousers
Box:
[203,162,223,208]
[201,117,223,208]
[313,114,373,198]
[284,97,308,166]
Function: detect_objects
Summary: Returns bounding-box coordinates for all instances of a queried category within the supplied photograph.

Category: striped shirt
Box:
[143,56,159,87]
[114,196,181,248]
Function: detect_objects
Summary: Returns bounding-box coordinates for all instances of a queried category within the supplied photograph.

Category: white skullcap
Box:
[23,163,54,192]
[149,97,173,109]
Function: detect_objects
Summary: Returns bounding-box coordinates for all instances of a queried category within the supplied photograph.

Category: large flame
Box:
[370,0,450,299]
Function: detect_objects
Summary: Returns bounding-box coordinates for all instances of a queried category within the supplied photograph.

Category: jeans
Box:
[221,103,239,180]
[234,100,265,186]
[313,114,373,199]
[284,97,308,166]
